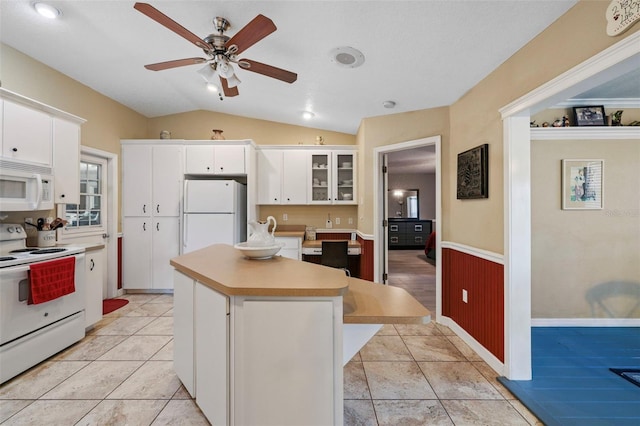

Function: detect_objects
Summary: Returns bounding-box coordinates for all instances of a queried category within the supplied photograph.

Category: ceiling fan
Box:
[133,2,297,98]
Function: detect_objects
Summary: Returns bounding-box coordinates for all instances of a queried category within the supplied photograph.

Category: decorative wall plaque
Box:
[456,144,489,199]
[606,0,640,36]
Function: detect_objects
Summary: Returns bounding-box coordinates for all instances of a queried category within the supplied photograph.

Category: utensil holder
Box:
[37,231,56,247]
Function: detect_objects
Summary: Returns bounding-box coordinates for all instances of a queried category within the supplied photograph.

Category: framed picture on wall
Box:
[562,159,604,210]
[572,105,606,126]
[457,144,488,199]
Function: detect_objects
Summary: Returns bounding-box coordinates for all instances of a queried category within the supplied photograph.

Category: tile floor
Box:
[0,293,541,425]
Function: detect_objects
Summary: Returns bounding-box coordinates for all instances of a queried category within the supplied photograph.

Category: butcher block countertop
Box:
[170,244,348,297]
[170,244,430,324]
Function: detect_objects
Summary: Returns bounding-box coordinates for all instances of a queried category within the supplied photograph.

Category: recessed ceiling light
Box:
[302,111,315,120]
[383,100,396,109]
[329,47,365,68]
[34,2,61,19]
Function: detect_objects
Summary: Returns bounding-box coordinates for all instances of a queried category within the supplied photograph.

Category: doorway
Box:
[374,135,442,320]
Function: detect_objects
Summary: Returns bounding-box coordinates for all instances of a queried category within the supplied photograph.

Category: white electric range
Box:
[0,223,86,384]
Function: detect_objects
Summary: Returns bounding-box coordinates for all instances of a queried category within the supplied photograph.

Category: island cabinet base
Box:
[173,270,344,426]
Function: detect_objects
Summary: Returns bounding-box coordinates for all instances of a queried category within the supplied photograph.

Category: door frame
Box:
[373,135,442,320]
[500,32,639,380]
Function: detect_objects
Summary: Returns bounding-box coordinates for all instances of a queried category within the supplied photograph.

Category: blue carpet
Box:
[498,327,640,426]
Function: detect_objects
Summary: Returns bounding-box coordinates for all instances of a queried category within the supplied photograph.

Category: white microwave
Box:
[0,160,54,211]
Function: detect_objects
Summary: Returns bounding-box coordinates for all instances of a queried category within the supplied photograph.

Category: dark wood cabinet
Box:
[388,219,432,249]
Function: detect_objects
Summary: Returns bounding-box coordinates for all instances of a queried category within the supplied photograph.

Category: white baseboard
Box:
[438,316,505,376]
[532,318,640,327]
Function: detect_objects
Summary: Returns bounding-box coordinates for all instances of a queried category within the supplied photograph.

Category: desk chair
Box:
[321,240,350,276]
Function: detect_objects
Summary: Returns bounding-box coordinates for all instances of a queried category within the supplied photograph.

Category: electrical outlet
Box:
[283,213,288,221]
[462,289,468,303]
[24,217,33,224]
[348,217,353,225]
[335,217,340,225]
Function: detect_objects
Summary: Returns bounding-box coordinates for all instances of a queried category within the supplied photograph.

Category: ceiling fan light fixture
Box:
[206,82,219,93]
[329,47,365,68]
[302,111,315,120]
[225,73,241,88]
[197,64,216,82]
[34,2,61,19]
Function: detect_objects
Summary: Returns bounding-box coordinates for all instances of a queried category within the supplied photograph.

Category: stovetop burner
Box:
[0,256,17,261]
[9,249,36,253]
[30,248,67,255]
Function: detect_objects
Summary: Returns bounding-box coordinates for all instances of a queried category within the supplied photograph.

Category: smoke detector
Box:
[330,47,365,68]
[383,100,396,109]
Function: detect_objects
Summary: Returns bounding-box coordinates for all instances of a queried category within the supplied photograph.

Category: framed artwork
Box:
[572,105,606,126]
[456,143,488,199]
[562,159,604,210]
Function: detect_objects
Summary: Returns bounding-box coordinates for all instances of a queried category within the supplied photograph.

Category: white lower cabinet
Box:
[84,248,104,328]
[173,271,195,397]
[275,236,302,260]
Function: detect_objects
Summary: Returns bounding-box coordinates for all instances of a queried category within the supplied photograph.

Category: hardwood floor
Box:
[387,249,436,313]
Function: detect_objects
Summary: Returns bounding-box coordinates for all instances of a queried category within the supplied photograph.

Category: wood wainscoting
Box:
[442,247,504,362]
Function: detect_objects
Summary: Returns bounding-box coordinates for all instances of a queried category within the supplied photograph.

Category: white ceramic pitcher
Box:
[247,216,277,247]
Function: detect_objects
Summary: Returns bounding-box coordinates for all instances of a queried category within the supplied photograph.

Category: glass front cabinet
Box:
[309,150,356,204]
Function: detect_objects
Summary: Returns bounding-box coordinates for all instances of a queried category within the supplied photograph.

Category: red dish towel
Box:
[28,257,76,305]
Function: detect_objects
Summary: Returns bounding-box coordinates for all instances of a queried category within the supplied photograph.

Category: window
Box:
[64,158,105,231]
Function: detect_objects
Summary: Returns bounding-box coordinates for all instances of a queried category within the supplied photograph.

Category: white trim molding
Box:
[554,98,640,108]
[531,127,640,140]
[532,318,640,327]
[440,241,504,265]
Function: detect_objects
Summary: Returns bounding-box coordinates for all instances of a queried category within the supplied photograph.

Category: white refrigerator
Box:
[183,179,247,253]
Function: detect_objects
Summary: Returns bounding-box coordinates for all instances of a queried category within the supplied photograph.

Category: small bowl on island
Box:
[234,242,285,259]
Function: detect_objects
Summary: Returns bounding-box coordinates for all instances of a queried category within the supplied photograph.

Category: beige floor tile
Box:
[162,308,174,317]
[151,339,174,361]
[373,400,453,426]
[403,336,467,362]
[508,399,544,425]
[151,399,209,425]
[147,294,174,304]
[0,400,33,423]
[97,335,172,361]
[53,335,128,361]
[364,361,437,399]
[376,324,399,336]
[394,323,442,336]
[120,294,160,303]
[359,336,413,361]
[135,316,174,336]
[76,399,167,425]
[435,323,456,335]
[103,302,144,318]
[125,302,173,317]
[92,316,155,336]
[447,335,484,361]
[441,399,530,425]
[344,399,377,426]
[472,361,516,399]
[1,400,98,425]
[107,360,181,399]
[418,361,503,400]
[0,360,89,399]
[344,361,371,399]
[171,385,192,400]
[41,361,142,400]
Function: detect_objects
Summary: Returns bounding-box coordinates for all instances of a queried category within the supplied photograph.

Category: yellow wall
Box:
[531,139,640,318]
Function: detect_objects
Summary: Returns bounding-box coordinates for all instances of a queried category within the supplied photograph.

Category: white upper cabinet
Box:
[152,146,183,216]
[2,99,52,166]
[122,145,153,216]
[185,144,245,175]
[309,150,356,204]
[53,118,81,204]
[257,149,308,205]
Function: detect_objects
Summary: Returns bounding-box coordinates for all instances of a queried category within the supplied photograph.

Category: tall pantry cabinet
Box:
[121,141,183,290]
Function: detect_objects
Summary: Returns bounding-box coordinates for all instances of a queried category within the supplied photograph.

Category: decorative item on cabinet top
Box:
[211,129,225,140]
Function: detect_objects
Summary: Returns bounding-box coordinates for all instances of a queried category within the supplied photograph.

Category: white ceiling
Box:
[1,0,580,135]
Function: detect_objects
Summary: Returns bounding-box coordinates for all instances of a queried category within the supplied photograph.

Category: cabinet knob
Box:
[12,147,18,152]
[60,194,65,198]
[206,166,210,170]
[156,204,160,213]
[156,222,160,231]
[143,222,146,231]
[220,167,224,171]
[90,259,95,271]
[143,204,146,213]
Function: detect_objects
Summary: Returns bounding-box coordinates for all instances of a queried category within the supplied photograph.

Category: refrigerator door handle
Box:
[183,214,188,248]
[184,180,189,211]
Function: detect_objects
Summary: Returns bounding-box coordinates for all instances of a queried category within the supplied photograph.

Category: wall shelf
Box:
[530,127,639,140]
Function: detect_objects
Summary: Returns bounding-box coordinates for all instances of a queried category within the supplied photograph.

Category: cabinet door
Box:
[2,100,52,165]
[85,248,104,327]
[173,271,195,397]
[334,152,356,204]
[282,150,308,204]
[195,282,229,425]
[185,145,214,174]
[122,217,152,289]
[257,150,282,204]
[122,145,152,216]
[275,236,301,260]
[152,217,180,289]
[152,145,183,216]
[53,118,81,204]
[309,152,331,203]
[214,145,245,174]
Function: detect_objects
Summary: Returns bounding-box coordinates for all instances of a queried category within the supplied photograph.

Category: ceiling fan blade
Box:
[220,76,239,97]
[238,59,297,83]
[226,14,276,55]
[134,2,211,51]
[144,57,208,71]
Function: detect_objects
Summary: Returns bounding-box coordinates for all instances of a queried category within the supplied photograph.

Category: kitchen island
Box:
[170,244,429,426]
